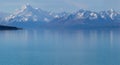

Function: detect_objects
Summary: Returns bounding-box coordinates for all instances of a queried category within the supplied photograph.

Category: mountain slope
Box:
[5,4,54,23]
[46,9,120,28]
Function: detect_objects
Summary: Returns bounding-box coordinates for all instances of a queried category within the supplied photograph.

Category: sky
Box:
[0,0,120,13]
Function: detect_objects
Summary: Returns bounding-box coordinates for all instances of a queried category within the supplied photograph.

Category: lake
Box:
[0,28,120,65]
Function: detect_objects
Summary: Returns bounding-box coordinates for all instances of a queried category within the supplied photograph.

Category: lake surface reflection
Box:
[0,28,120,65]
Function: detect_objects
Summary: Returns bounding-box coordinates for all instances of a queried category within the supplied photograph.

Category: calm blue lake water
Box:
[0,28,120,65]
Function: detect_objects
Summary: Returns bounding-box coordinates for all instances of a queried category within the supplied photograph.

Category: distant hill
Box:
[0,25,20,30]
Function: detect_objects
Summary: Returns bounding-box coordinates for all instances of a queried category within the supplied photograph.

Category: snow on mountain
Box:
[98,9,120,23]
[47,9,120,28]
[74,9,99,20]
[5,3,54,23]
[49,11,70,19]
[50,9,99,25]
[1,4,120,28]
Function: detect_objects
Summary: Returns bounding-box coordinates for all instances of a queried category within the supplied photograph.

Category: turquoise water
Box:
[0,28,120,65]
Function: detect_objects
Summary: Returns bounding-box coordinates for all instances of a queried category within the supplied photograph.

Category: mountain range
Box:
[1,4,120,28]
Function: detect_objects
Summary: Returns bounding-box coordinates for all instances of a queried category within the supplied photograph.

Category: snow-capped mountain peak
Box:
[5,4,54,23]
[106,9,118,20]
[13,3,34,15]
[89,12,98,19]
[22,3,32,10]
[74,9,98,20]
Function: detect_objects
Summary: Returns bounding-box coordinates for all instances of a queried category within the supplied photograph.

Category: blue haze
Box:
[0,0,120,13]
